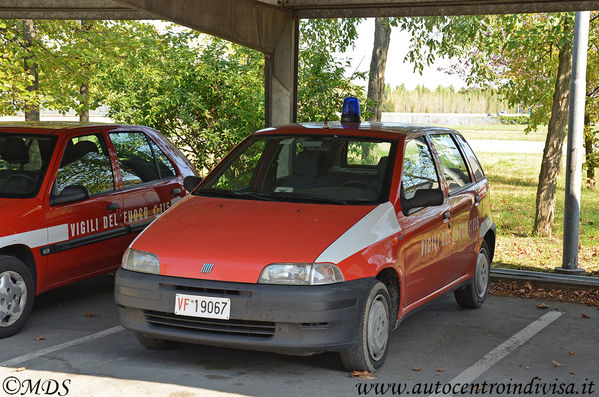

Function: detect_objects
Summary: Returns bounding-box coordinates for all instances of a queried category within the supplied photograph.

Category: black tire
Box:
[135,332,175,349]
[340,281,392,372]
[455,241,491,309]
[0,255,35,338]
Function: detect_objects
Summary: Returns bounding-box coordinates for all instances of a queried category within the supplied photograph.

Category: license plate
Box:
[174,293,231,320]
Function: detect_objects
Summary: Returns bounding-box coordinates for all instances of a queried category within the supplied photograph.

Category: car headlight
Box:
[258,263,344,285]
[121,248,160,274]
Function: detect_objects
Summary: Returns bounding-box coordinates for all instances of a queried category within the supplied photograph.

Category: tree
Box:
[367,18,392,122]
[297,18,369,121]
[399,13,575,237]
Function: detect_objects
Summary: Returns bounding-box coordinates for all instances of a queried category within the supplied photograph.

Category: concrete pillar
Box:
[265,17,298,127]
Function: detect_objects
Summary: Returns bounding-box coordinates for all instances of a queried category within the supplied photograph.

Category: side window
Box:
[401,137,440,200]
[149,140,176,179]
[455,134,485,182]
[429,134,472,193]
[110,132,160,187]
[55,134,114,196]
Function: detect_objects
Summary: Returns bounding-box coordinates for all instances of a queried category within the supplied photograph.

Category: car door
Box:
[108,130,184,249]
[396,136,452,309]
[428,133,479,284]
[44,132,124,287]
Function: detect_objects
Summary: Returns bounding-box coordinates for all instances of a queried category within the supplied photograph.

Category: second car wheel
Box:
[454,241,491,309]
[340,281,392,372]
[0,255,35,338]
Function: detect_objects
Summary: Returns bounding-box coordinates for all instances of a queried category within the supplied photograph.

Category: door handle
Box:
[107,202,120,211]
[475,195,481,205]
[443,211,451,228]
[172,188,182,196]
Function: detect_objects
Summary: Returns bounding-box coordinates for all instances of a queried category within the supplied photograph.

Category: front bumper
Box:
[115,269,374,355]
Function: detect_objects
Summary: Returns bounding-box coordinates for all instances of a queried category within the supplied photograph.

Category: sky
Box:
[338,18,468,91]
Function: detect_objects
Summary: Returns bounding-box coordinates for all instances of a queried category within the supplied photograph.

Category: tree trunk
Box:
[367,17,391,122]
[23,19,39,121]
[585,134,596,188]
[79,82,90,122]
[79,20,91,123]
[533,42,572,237]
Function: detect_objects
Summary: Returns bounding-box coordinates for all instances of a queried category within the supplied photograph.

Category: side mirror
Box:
[403,188,444,212]
[183,175,203,193]
[50,185,90,206]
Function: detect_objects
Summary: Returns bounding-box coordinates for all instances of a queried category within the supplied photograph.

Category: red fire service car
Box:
[0,122,195,338]
[115,99,495,371]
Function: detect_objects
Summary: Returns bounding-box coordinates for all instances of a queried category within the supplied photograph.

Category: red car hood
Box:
[131,196,375,283]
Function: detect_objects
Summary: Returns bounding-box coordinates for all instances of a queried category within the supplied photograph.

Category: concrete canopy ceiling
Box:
[0,0,597,20]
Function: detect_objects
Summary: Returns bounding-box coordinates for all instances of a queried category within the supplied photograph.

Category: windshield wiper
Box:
[192,188,275,201]
[267,191,347,205]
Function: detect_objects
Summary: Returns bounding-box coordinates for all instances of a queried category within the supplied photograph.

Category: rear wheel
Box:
[455,241,490,308]
[135,332,175,349]
[340,281,392,372]
[0,255,35,338]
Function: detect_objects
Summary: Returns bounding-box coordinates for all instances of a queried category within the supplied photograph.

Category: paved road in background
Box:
[469,140,546,154]
[1,275,597,397]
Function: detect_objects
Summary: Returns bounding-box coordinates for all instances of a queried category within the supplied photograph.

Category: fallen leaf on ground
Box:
[568,351,576,355]
[552,360,566,367]
[436,369,445,372]
[350,370,374,380]
[413,368,423,372]
[537,303,550,309]
[581,313,590,318]
[84,312,96,317]
[34,336,46,341]
[570,372,576,378]
[12,367,26,372]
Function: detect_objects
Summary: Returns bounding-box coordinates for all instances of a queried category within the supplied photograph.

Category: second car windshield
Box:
[198,135,395,205]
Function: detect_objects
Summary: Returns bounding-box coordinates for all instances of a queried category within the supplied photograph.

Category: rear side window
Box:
[401,137,440,200]
[111,132,160,187]
[429,134,472,193]
[149,140,176,179]
[55,134,114,196]
[455,134,485,182]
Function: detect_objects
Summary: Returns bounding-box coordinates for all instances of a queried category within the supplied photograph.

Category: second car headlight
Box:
[258,263,344,285]
[121,248,160,274]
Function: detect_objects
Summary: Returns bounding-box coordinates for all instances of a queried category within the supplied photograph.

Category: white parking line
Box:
[1,326,124,367]
[430,310,563,397]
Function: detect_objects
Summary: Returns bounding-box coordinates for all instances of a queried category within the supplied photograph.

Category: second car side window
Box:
[110,132,160,187]
[401,137,440,200]
[55,134,114,196]
[429,134,472,193]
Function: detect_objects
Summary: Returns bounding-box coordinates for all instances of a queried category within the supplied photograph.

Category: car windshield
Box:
[0,133,57,198]
[198,134,396,205]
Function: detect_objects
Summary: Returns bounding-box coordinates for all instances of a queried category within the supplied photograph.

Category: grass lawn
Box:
[441,124,548,142]
[477,152,599,275]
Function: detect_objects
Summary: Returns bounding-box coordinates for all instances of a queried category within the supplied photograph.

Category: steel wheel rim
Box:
[0,271,27,327]
[367,294,389,361]
[475,250,489,299]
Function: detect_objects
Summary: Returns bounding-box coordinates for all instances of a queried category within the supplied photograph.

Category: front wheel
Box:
[0,256,35,338]
[340,281,392,372]
[455,241,490,308]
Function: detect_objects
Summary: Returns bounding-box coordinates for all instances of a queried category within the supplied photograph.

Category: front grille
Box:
[144,310,275,338]
[158,283,252,297]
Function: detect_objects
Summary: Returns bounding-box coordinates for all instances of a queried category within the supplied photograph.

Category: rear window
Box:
[0,133,56,198]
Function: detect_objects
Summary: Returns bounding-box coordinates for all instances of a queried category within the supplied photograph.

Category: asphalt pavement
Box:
[1,274,597,397]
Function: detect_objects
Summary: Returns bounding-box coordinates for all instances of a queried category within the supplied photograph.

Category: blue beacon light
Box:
[341,97,361,123]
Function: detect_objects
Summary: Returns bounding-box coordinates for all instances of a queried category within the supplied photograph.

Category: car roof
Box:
[0,121,146,136]
[254,122,458,140]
